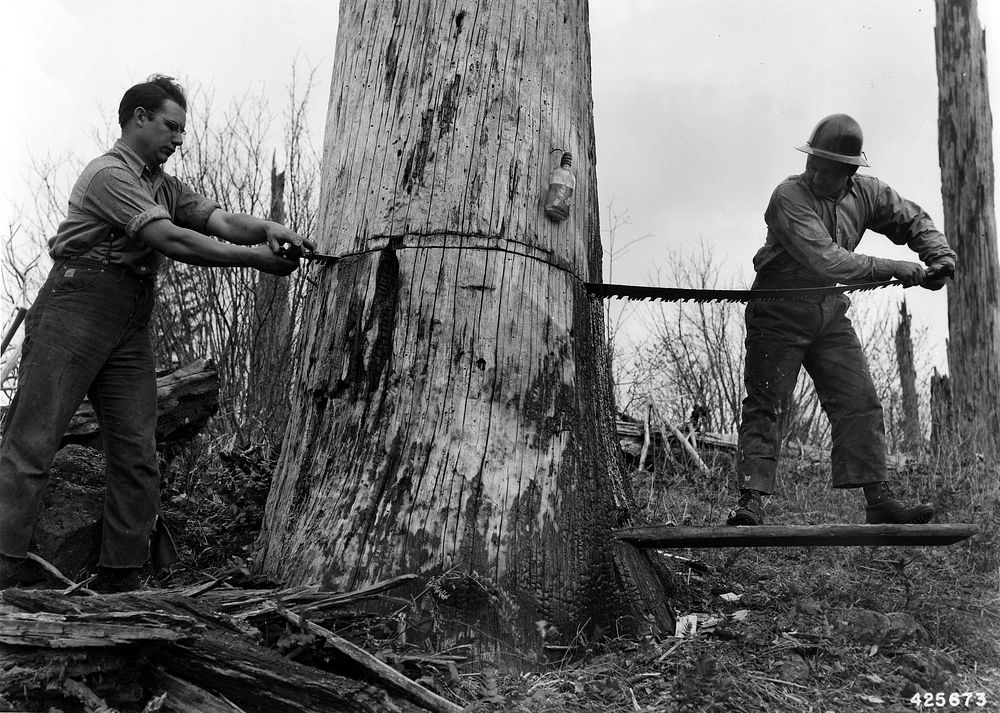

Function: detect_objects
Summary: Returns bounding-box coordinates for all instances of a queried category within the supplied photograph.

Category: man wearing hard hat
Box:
[729,114,957,527]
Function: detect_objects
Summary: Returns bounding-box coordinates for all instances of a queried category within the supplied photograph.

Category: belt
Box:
[54,256,156,280]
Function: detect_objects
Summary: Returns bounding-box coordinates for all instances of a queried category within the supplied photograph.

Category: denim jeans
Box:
[0,259,169,568]
[736,295,887,493]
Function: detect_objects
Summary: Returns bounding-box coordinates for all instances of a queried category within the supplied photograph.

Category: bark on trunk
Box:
[259,0,673,651]
[935,0,1000,455]
[894,300,922,451]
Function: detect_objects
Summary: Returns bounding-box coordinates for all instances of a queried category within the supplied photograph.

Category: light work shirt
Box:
[752,172,957,287]
[48,140,220,276]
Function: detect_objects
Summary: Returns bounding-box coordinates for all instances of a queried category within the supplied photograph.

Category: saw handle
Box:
[922,263,955,290]
[277,244,304,260]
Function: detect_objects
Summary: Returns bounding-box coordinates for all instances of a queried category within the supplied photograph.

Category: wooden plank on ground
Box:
[613,523,980,549]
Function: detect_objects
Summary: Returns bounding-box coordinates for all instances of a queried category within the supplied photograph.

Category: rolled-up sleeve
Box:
[170,177,221,233]
[126,205,171,238]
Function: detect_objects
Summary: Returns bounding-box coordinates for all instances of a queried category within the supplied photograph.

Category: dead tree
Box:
[258,0,674,651]
[935,0,1000,454]
[894,300,922,451]
[930,368,953,452]
[247,161,293,447]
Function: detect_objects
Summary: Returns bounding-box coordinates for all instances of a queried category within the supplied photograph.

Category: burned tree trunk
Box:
[894,300,922,451]
[259,0,673,651]
[930,368,953,453]
[935,0,1000,455]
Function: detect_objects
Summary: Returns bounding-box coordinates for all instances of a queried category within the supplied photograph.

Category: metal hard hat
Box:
[795,113,870,167]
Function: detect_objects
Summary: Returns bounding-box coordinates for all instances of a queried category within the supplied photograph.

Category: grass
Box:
[160,437,1000,712]
[430,447,999,711]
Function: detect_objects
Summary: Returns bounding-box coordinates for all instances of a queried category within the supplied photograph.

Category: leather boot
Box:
[92,567,142,593]
[727,489,765,526]
[864,482,934,524]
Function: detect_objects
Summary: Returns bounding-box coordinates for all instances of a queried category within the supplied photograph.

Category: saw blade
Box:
[584,279,903,303]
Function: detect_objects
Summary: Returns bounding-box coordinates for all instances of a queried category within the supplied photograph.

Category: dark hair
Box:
[118,74,187,128]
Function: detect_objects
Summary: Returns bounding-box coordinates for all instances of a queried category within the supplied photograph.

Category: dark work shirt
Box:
[753,172,957,287]
[48,140,220,276]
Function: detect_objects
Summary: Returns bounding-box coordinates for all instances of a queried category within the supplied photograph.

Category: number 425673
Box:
[910,692,987,708]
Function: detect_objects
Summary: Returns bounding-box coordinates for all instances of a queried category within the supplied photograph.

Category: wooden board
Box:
[613,523,980,549]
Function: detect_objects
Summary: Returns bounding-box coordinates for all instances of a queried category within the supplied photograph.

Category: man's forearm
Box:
[207,211,272,246]
[138,219,268,269]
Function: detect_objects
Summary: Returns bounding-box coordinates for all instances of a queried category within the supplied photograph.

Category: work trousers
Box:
[0,259,169,568]
[736,295,887,493]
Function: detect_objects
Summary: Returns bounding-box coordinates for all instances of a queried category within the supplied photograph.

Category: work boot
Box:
[863,481,934,524]
[865,499,935,524]
[727,489,764,526]
[0,554,48,589]
[92,567,142,593]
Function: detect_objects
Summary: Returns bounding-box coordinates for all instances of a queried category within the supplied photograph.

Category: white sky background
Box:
[3,0,1000,376]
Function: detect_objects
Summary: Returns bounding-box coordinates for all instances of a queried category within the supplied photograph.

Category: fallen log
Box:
[149,671,246,713]
[165,626,418,713]
[1,587,434,713]
[0,609,199,647]
[61,358,220,450]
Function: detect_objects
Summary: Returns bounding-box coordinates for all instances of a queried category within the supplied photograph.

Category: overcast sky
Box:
[3,0,1000,375]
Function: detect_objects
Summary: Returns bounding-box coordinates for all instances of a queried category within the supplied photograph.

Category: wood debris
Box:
[0,574,460,713]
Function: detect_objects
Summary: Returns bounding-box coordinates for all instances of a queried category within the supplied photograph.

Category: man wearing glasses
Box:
[0,75,313,592]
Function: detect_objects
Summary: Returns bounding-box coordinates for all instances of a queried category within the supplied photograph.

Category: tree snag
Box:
[935,0,1000,455]
[894,300,922,451]
[258,0,675,652]
[247,162,293,446]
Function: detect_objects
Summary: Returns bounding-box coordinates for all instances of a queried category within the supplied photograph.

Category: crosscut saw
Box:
[583,279,904,303]
[284,246,941,304]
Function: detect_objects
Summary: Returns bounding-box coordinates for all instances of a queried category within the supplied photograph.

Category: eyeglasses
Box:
[144,110,186,137]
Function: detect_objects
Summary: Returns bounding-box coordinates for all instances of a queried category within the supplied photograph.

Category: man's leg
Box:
[733,301,813,524]
[89,326,160,570]
[802,305,887,487]
[0,268,118,560]
[803,299,933,523]
[737,302,814,492]
[86,276,169,586]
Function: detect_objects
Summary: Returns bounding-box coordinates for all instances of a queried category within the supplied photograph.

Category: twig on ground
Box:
[274,603,463,713]
[26,552,97,596]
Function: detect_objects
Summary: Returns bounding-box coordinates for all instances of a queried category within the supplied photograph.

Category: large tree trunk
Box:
[259,0,672,650]
[935,0,1000,455]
